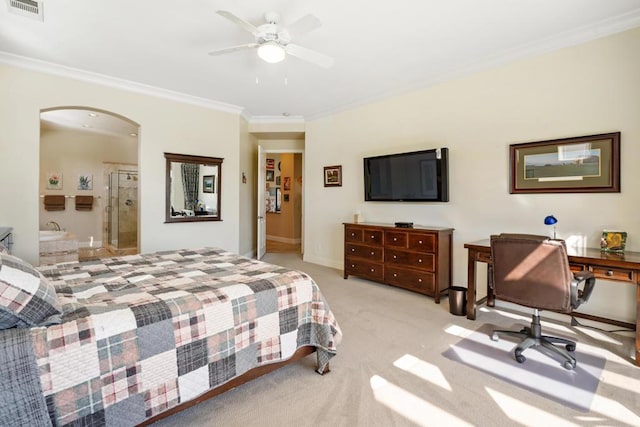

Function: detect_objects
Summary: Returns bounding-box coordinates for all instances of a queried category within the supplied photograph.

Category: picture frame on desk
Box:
[509,132,620,194]
[601,230,627,253]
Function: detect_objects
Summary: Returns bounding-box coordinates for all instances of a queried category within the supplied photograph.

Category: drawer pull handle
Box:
[370,268,375,272]
[393,273,397,277]
[419,240,423,244]
[351,248,355,252]
[351,233,355,236]
[606,270,614,277]
[393,255,397,259]
[418,278,422,282]
[351,264,355,268]
[393,237,398,241]
[371,251,375,255]
[418,259,423,263]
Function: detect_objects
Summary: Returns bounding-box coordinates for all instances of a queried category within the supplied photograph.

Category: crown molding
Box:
[0,51,245,115]
[249,115,305,125]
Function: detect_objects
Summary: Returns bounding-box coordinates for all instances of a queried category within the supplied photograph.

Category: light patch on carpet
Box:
[393,354,452,391]
[369,375,473,427]
[485,387,583,426]
[442,323,605,412]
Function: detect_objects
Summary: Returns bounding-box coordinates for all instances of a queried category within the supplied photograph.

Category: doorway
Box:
[259,150,303,256]
[39,107,139,263]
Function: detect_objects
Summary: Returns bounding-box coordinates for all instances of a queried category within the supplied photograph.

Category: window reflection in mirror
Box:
[165,153,223,223]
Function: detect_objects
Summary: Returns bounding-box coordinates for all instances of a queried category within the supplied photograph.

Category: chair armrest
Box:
[571,270,596,308]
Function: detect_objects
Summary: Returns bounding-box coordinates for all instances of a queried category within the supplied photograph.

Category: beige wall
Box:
[1,27,638,322]
[239,117,258,257]
[304,27,640,322]
[40,126,137,245]
[0,64,241,264]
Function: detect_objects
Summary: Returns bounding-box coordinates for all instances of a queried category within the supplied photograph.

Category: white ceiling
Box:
[2,0,640,123]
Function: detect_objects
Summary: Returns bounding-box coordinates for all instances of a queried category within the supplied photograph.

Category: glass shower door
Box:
[107,170,138,253]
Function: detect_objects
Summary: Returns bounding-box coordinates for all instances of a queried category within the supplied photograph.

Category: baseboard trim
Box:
[266,236,301,245]
[302,254,342,270]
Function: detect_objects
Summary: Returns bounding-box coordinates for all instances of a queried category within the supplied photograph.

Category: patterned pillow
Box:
[0,253,62,329]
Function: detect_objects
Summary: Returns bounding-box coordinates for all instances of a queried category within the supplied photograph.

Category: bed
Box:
[0,247,342,426]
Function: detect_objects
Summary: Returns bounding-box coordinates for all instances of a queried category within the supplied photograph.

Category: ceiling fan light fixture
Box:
[257,42,285,64]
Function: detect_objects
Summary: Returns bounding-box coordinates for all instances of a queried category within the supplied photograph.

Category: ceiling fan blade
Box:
[216,10,258,35]
[285,14,321,39]
[208,43,258,56]
[285,43,334,68]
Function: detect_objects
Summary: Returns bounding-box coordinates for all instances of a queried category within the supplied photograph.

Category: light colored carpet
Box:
[442,323,605,412]
[152,252,640,427]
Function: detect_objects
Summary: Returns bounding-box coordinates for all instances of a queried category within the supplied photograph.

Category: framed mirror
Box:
[165,152,223,223]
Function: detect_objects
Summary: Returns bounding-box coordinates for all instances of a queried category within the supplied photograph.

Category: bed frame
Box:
[138,346,323,426]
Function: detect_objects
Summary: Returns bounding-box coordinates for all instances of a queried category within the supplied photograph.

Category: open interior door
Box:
[256,145,266,259]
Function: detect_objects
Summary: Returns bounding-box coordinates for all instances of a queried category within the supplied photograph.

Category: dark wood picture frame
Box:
[509,132,620,194]
[324,165,342,187]
[203,175,214,193]
[164,152,223,223]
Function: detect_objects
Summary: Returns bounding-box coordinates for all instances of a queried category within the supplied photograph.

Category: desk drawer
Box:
[590,266,635,282]
[476,251,492,264]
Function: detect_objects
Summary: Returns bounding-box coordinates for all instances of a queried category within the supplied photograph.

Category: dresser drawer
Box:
[345,259,384,282]
[345,227,363,243]
[385,231,407,248]
[385,249,435,271]
[345,244,383,262]
[408,233,436,252]
[385,266,435,294]
[364,230,384,246]
[590,266,635,282]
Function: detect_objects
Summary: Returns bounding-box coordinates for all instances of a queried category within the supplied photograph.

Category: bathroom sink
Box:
[39,230,68,241]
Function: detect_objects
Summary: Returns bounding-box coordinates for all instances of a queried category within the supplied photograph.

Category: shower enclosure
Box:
[105,169,138,255]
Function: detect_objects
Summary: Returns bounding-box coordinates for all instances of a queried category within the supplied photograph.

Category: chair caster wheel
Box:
[491,333,499,342]
[515,354,526,364]
[563,360,576,370]
[566,344,576,352]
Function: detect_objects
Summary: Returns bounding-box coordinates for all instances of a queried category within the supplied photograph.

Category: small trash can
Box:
[448,286,467,316]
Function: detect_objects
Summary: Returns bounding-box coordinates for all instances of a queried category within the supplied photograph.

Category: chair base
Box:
[492,312,577,370]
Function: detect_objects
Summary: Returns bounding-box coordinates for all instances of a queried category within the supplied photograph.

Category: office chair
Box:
[490,234,596,370]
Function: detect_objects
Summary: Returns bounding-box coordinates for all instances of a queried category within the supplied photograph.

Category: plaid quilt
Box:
[1,248,341,427]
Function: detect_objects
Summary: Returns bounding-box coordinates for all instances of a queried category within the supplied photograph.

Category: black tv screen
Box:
[364,148,449,202]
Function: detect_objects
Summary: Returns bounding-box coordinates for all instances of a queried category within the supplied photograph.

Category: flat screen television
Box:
[364,148,449,202]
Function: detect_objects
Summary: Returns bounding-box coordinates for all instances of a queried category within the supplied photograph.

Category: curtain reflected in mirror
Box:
[165,153,223,223]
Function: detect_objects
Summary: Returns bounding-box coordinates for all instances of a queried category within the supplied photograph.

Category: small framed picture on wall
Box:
[323,165,342,187]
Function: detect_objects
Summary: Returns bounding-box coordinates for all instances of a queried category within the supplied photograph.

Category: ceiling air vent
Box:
[6,0,44,21]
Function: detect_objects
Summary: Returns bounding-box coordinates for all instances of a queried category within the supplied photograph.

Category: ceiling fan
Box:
[208,10,334,68]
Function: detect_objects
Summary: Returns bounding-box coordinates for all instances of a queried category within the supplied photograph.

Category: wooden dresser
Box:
[343,222,454,303]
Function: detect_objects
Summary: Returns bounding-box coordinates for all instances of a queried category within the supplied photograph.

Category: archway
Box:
[39,107,139,263]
